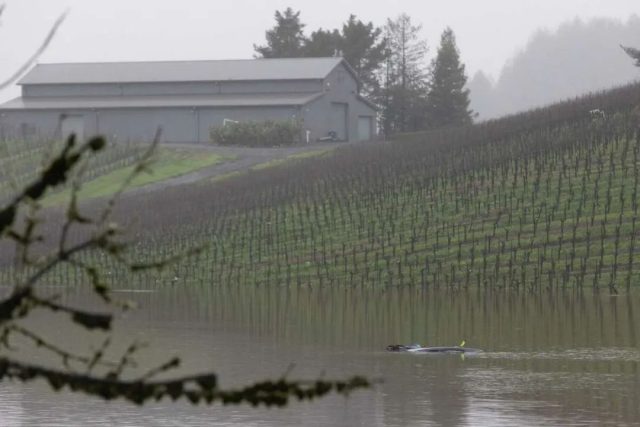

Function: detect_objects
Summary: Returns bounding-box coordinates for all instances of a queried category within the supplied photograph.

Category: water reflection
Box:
[0,287,638,426]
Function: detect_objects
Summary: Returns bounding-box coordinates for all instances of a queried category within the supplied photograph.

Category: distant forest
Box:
[469,16,640,120]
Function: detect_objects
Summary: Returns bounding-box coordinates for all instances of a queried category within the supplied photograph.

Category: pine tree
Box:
[254,8,306,58]
[303,16,386,96]
[304,28,341,57]
[427,28,473,128]
[339,15,387,96]
[381,14,429,134]
[622,45,640,66]
[254,11,386,98]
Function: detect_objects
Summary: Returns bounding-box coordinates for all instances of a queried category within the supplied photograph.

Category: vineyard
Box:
[0,140,225,205]
[3,82,640,291]
[0,138,148,202]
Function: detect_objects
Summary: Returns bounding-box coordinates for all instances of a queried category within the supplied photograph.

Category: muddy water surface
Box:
[0,287,638,426]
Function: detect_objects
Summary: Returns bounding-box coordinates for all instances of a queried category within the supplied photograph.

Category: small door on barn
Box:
[329,102,348,141]
[357,116,373,141]
[60,115,85,142]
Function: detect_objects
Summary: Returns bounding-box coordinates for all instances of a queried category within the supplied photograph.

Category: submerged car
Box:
[386,342,482,354]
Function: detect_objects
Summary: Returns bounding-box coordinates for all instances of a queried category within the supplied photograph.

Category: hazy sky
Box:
[0,0,638,101]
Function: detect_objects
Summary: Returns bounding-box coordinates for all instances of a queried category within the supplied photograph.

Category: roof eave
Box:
[356,94,379,111]
[18,77,326,86]
[0,93,326,111]
[0,104,307,111]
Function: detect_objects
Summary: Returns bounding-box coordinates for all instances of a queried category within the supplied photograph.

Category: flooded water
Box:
[0,287,638,426]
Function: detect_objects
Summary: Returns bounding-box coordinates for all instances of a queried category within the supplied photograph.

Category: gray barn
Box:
[0,57,377,144]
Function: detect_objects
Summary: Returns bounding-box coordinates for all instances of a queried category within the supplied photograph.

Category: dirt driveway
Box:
[124,142,344,195]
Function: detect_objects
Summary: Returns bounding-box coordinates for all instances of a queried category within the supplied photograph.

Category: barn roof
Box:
[18,57,346,85]
[0,92,324,110]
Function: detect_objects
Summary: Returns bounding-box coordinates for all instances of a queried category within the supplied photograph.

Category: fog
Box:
[469,16,640,119]
[0,0,638,116]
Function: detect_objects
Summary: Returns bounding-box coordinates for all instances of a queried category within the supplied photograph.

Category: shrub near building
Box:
[210,119,303,147]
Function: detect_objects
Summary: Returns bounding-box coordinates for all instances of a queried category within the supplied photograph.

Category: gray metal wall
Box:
[0,105,301,143]
[301,63,377,142]
[98,108,195,143]
[0,110,70,141]
[101,106,300,143]
[0,109,189,143]
[23,80,323,98]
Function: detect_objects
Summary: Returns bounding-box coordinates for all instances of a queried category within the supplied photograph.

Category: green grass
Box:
[0,139,148,201]
[46,148,226,205]
[250,148,334,171]
[210,171,244,183]
[208,148,334,182]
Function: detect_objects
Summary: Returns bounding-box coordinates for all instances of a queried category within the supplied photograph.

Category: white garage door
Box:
[357,116,373,141]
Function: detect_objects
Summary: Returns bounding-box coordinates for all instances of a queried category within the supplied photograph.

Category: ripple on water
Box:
[458,349,640,427]
[0,388,25,427]
[479,347,640,363]
[111,289,157,293]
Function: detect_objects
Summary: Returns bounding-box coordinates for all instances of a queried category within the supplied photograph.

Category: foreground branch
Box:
[0,132,371,406]
[0,10,67,92]
[0,357,370,406]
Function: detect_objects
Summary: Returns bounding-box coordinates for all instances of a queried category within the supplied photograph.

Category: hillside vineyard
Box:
[3,83,640,292]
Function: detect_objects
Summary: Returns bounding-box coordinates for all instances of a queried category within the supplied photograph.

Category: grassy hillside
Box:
[0,139,146,202]
[0,140,225,205]
[6,83,640,292]
[44,147,224,205]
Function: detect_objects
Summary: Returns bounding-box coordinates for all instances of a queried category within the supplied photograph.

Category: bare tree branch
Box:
[621,45,640,67]
[6,324,118,368]
[0,357,370,406]
[0,10,67,92]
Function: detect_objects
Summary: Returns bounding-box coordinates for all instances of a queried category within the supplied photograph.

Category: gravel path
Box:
[124,142,343,195]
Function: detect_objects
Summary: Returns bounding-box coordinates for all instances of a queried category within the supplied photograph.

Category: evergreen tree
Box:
[304,16,386,96]
[622,45,640,66]
[427,27,473,128]
[340,15,387,96]
[255,11,386,98]
[254,8,306,58]
[304,28,341,57]
[380,14,429,134]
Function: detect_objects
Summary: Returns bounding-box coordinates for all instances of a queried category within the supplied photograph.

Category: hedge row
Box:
[210,119,302,147]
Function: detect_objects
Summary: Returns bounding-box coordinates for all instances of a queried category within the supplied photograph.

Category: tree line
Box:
[468,17,640,120]
[253,8,474,135]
